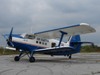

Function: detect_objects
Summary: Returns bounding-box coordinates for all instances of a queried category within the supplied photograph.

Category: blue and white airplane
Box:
[4,23,96,62]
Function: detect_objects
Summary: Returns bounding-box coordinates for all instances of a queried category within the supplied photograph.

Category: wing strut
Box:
[58,31,67,47]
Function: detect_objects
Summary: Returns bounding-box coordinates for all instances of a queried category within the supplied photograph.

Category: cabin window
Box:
[45,43,47,45]
[39,41,41,44]
[37,38,40,40]
[42,42,44,45]
[36,41,38,43]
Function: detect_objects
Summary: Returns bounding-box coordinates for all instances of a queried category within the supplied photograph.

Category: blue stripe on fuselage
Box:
[12,41,45,52]
[11,34,47,52]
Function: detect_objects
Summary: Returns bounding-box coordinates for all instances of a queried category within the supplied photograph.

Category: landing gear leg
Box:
[14,50,36,62]
[69,54,72,59]
[29,57,35,62]
[29,51,35,62]
[14,51,23,61]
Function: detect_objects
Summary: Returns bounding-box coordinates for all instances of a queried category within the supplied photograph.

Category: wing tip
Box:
[80,23,96,33]
[80,23,90,26]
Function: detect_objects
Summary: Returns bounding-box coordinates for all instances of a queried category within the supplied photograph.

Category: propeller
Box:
[6,27,14,47]
[9,27,13,41]
[2,27,14,54]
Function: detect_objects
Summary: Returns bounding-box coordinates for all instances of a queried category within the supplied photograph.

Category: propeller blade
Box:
[2,27,14,54]
[9,27,13,41]
[5,27,14,47]
[2,34,8,40]
[9,41,14,47]
[4,35,7,40]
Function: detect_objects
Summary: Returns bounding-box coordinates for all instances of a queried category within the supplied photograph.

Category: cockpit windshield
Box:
[25,34,35,39]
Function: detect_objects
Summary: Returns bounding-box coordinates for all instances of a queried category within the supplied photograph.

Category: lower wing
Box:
[35,46,74,53]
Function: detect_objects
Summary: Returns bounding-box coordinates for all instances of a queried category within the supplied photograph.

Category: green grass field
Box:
[81,45,100,52]
[0,47,19,55]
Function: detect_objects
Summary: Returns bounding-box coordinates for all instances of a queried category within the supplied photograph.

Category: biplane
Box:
[3,23,96,62]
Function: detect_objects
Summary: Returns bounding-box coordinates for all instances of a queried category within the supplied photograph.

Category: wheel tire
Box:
[14,56,20,61]
[29,57,35,62]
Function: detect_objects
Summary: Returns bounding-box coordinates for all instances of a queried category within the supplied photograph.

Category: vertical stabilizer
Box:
[67,35,81,52]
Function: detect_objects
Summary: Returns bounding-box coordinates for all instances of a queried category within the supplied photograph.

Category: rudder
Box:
[70,35,81,52]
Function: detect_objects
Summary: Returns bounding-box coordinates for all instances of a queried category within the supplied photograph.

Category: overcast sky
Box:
[0,0,100,46]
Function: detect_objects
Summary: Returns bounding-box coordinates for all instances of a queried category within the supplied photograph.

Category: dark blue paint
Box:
[70,35,81,52]
[12,41,44,52]
[58,33,64,47]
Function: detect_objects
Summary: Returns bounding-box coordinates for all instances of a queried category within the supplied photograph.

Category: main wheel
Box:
[14,56,20,61]
[29,57,35,62]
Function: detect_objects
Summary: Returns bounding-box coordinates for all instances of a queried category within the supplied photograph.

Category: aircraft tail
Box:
[68,35,81,52]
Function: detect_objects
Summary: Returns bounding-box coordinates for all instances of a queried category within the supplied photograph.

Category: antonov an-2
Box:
[3,23,96,62]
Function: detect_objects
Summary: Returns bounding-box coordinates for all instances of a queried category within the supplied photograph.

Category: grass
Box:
[0,47,19,55]
[81,45,100,53]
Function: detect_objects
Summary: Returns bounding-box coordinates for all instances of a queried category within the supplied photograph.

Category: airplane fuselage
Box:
[10,34,66,52]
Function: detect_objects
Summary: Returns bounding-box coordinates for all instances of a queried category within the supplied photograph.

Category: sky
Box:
[0,0,100,46]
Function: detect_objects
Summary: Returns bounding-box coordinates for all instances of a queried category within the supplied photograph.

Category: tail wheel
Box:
[14,56,20,61]
[29,57,35,62]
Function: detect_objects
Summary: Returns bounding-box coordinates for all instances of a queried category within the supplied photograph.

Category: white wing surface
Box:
[34,23,96,39]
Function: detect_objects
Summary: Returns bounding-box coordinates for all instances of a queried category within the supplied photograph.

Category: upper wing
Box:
[34,23,96,39]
